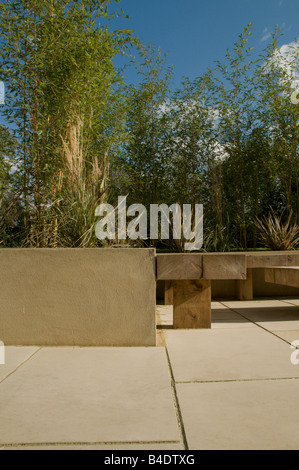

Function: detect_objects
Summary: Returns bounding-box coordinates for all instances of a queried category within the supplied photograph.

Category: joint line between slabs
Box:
[176,376,299,385]
[220,302,299,348]
[0,347,42,385]
[165,347,189,451]
[1,440,181,448]
[280,299,299,307]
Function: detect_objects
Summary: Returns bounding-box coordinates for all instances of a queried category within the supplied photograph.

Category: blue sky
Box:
[113,0,299,88]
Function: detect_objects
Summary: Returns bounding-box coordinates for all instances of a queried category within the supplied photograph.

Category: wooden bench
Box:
[264,266,299,289]
[238,253,299,300]
[157,253,246,329]
[157,252,299,329]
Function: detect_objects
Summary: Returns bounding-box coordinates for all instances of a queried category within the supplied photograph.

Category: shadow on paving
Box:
[224,305,299,323]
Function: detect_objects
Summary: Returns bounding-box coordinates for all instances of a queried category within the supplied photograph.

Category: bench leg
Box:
[236,268,253,300]
[173,279,211,329]
[164,281,173,305]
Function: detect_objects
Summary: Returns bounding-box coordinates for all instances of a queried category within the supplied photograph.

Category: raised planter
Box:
[0,248,156,346]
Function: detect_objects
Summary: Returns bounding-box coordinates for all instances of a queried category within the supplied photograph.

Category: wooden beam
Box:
[236,268,253,300]
[164,280,173,305]
[264,267,299,289]
[247,253,299,269]
[157,254,203,280]
[173,279,211,329]
[203,254,247,280]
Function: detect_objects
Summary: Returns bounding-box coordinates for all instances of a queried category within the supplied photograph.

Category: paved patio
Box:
[1,298,299,450]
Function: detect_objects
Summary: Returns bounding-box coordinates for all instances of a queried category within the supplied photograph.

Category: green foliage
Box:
[0,124,22,246]
[0,0,135,247]
[0,13,298,251]
[0,125,16,195]
[114,45,174,210]
[255,208,299,251]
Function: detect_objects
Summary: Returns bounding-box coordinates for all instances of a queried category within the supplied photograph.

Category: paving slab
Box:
[222,300,299,332]
[176,380,299,450]
[211,309,255,329]
[0,347,39,382]
[212,302,254,329]
[2,443,182,450]
[157,305,254,329]
[0,347,180,445]
[273,331,299,346]
[165,328,299,382]
[223,300,288,309]
[211,302,228,309]
[281,299,299,306]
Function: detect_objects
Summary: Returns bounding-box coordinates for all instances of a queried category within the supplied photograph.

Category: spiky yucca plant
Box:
[255,208,299,251]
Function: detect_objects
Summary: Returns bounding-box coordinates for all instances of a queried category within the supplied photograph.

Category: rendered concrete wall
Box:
[0,249,156,346]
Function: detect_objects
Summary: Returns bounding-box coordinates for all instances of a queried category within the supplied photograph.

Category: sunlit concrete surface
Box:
[1,299,299,450]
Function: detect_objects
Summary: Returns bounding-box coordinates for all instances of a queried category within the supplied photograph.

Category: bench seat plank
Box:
[264,267,299,289]
[203,254,247,280]
[157,254,203,280]
[247,253,299,268]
